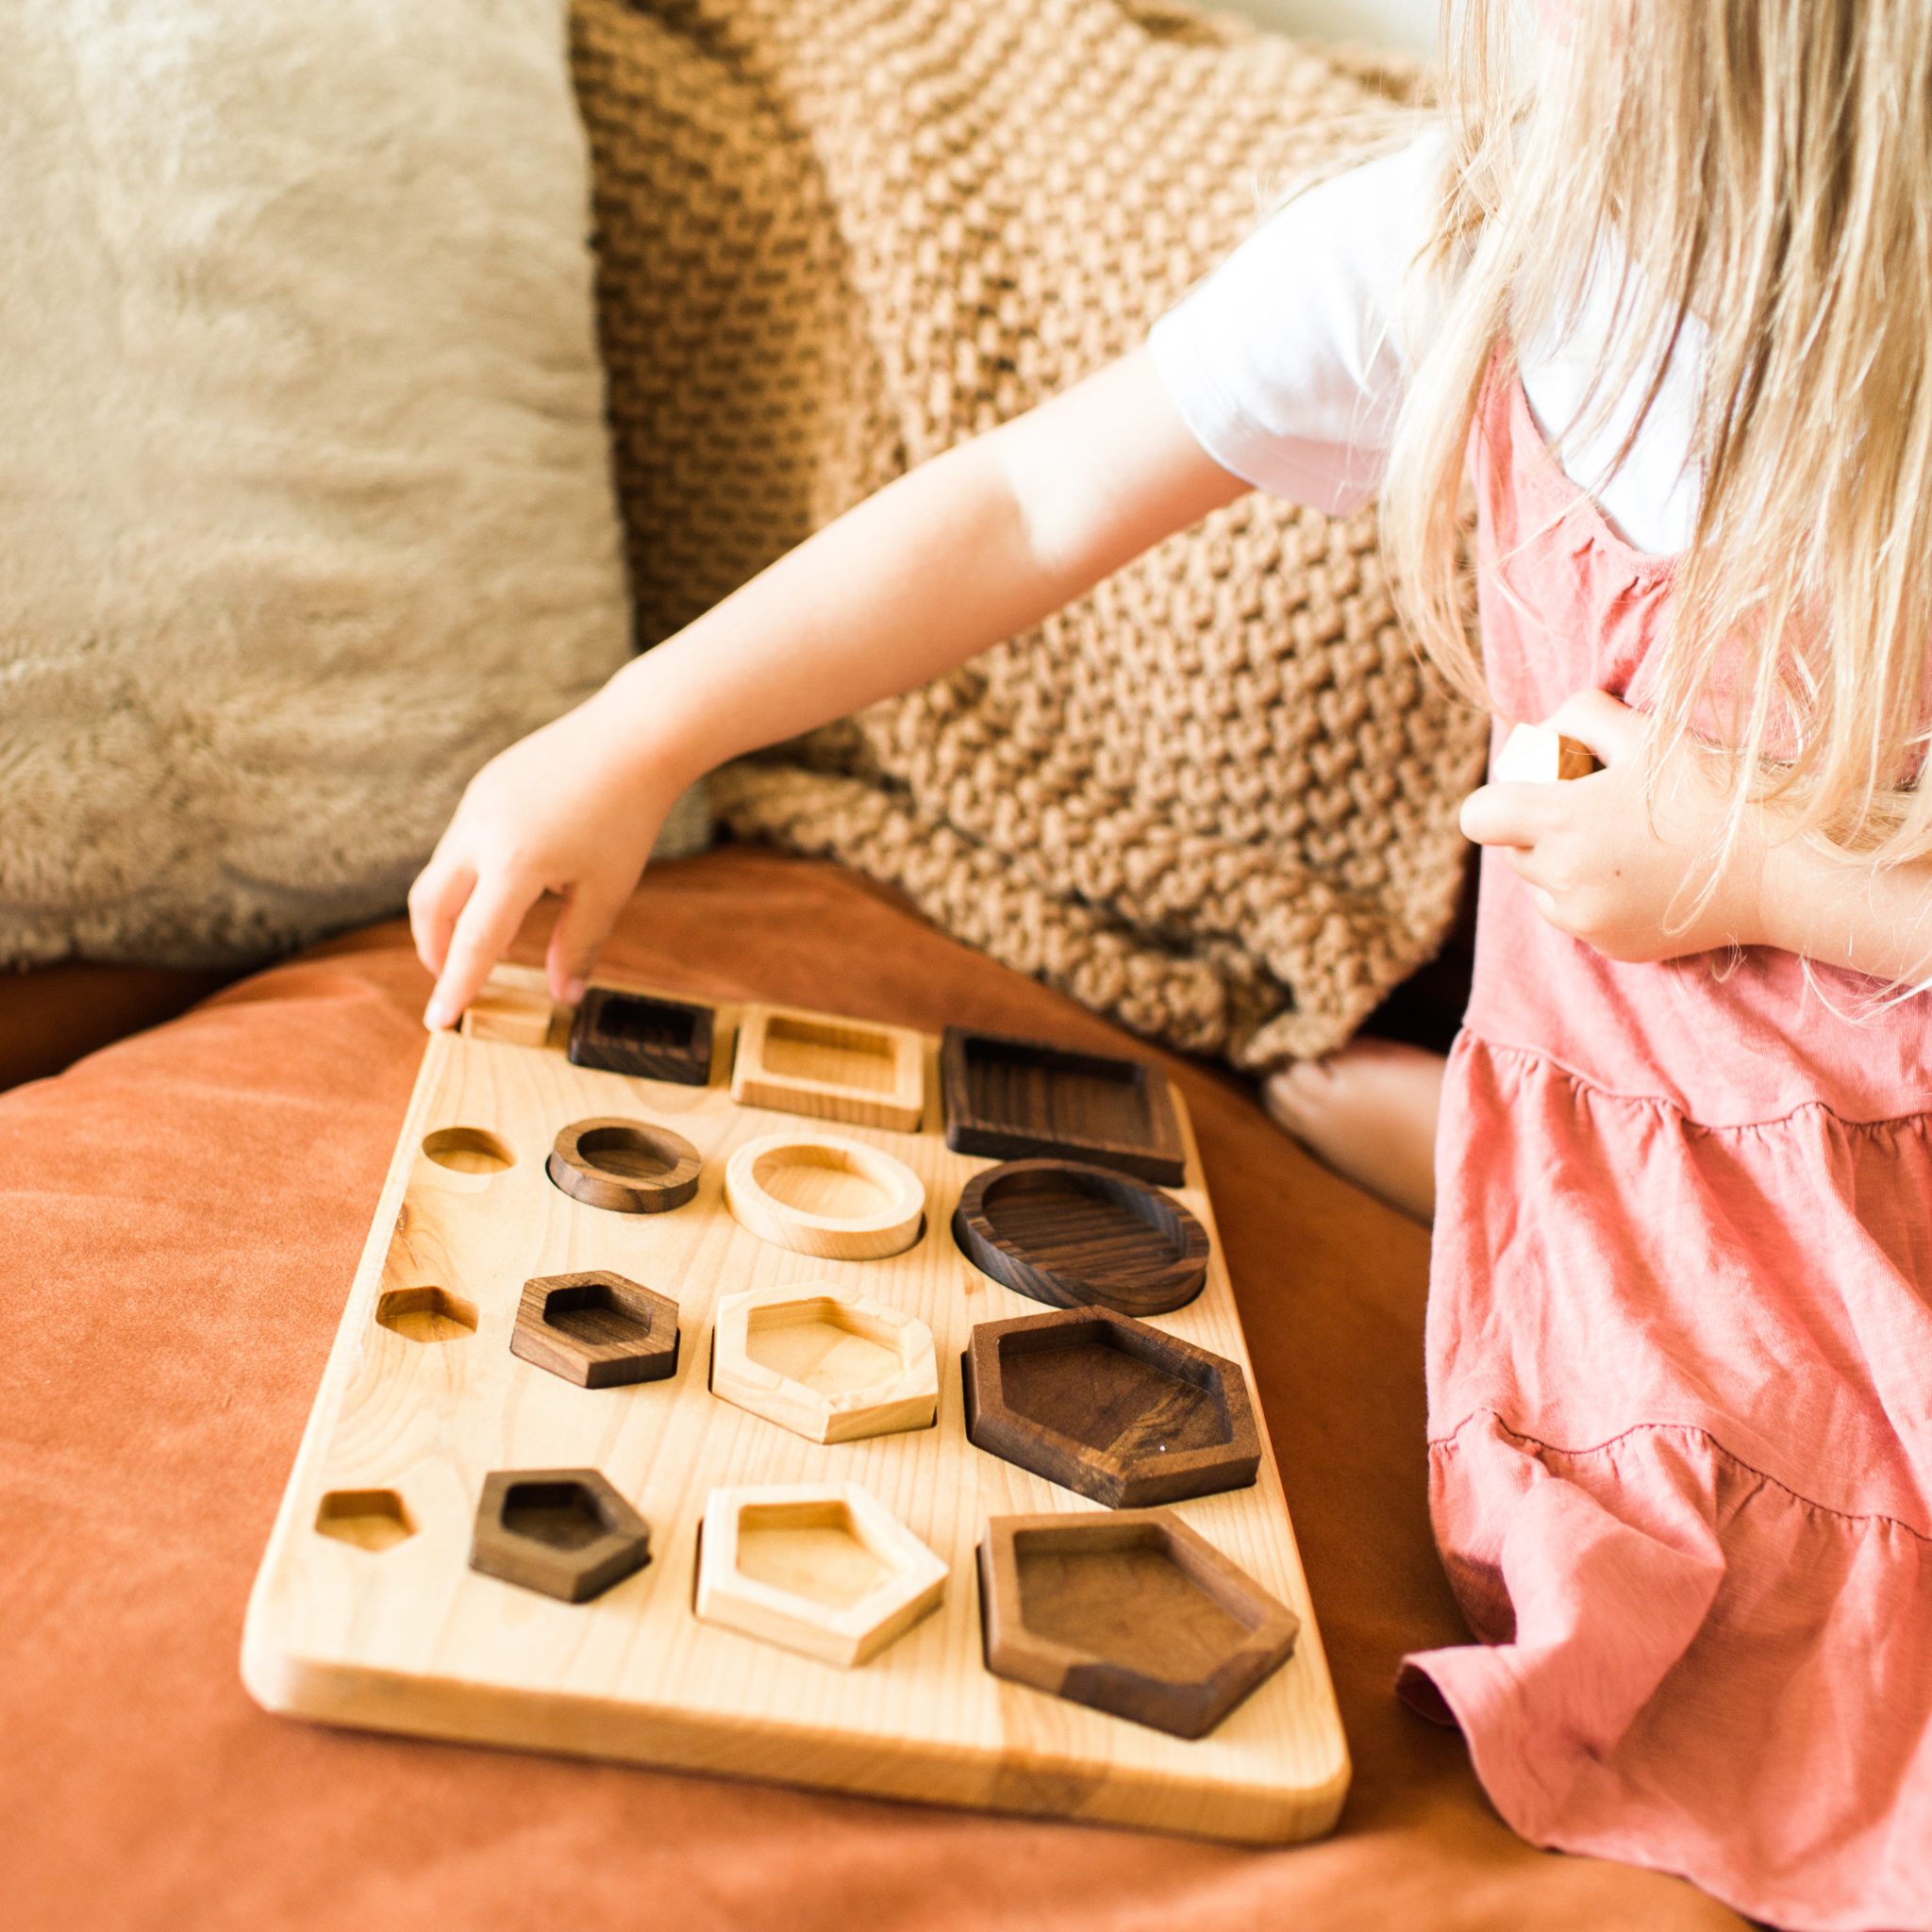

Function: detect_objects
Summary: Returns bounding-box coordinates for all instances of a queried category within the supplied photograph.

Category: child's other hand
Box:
[408,699,677,1030]
[1458,691,1766,962]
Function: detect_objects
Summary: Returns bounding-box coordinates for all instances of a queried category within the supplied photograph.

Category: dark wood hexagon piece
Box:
[566,987,715,1085]
[952,1158,1209,1316]
[546,1116,702,1214]
[511,1271,681,1389]
[964,1307,1259,1507]
[977,1509,1298,1739]
[470,1468,651,1603]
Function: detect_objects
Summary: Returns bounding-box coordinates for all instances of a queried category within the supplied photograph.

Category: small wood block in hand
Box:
[1493,722,1602,784]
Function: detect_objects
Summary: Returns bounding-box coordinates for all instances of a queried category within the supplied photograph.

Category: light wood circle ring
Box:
[724,1133,926,1260]
[547,1117,702,1214]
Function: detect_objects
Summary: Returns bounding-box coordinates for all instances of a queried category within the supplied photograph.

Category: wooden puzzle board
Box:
[242,967,1350,1843]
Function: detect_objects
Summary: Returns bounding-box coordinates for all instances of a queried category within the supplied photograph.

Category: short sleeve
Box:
[1147,130,1446,515]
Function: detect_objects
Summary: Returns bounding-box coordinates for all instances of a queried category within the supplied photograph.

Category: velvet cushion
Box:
[0,0,635,972]
[0,848,1742,1930]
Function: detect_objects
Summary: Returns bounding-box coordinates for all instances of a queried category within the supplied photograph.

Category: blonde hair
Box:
[1381,0,1932,869]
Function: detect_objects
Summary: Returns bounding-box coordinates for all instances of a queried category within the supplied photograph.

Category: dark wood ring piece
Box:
[546,1116,702,1214]
[951,1158,1209,1316]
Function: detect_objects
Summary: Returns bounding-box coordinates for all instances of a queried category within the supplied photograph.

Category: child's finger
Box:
[408,855,475,979]
[1546,689,1642,765]
[1459,781,1550,849]
[544,875,634,1006]
[423,876,537,1030]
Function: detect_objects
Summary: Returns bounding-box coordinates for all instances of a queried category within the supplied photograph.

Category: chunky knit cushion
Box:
[573,0,1487,1065]
[0,0,638,971]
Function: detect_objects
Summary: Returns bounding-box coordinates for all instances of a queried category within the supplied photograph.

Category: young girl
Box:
[410,3,1932,1921]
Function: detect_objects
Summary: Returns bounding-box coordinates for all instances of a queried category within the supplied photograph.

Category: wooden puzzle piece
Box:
[731,1004,924,1132]
[694,1481,947,1667]
[941,1027,1185,1184]
[952,1158,1208,1316]
[964,1307,1260,1508]
[977,1510,1299,1740]
[1493,721,1602,785]
[724,1130,925,1260]
[710,1285,939,1444]
[460,981,557,1048]
[510,1271,680,1389]
[567,986,715,1084]
[469,1468,651,1604]
[546,1116,702,1214]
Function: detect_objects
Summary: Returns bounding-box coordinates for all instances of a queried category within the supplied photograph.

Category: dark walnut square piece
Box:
[567,986,715,1084]
[977,1509,1298,1740]
[964,1306,1259,1508]
[941,1027,1184,1185]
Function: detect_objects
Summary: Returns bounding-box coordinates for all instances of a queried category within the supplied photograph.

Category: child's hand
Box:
[408,695,682,1029]
[1458,691,1767,962]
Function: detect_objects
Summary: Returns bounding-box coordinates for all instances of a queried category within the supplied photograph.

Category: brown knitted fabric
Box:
[571,0,1489,1066]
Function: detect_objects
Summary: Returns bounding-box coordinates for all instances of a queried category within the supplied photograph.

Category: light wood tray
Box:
[242,967,1350,1843]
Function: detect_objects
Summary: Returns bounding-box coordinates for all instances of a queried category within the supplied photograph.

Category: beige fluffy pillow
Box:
[0,0,641,969]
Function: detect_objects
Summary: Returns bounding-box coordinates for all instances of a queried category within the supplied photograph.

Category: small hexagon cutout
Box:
[964,1306,1259,1507]
[710,1286,937,1444]
[696,1482,947,1667]
[511,1271,680,1389]
[977,1509,1298,1739]
[469,1468,651,1603]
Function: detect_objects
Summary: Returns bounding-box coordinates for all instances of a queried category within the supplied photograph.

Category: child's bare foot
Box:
[1262,1038,1447,1224]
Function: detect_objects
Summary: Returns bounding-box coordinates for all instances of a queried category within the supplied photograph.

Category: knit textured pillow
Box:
[0,0,638,971]
[573,0,1488,1065]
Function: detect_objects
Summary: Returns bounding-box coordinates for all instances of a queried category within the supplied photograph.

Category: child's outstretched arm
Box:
[408,347,1246,1028]
[1461,689,1932,982]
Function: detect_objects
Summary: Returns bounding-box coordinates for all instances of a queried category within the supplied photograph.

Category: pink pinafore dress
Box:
[1399,375,1932,1930]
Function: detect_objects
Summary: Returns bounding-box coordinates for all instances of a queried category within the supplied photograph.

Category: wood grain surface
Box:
[694,1481,948,1668]
[546,1117,703,1214]
[242,966,1349,1844]
[941,1027,1186,1184]
[510,1271,681,1390]
[964,1307,1260,1508]
[978,1510,1300,1740]
[952,1158,1210,1315]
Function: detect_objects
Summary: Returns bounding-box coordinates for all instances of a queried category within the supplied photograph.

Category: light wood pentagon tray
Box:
[242,964,1350,1845]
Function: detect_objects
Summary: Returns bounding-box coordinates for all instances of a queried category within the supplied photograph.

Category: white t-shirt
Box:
[1146,131,1703,559]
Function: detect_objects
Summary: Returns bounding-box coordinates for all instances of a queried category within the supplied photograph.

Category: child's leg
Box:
[1263,1039,1446,1224]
